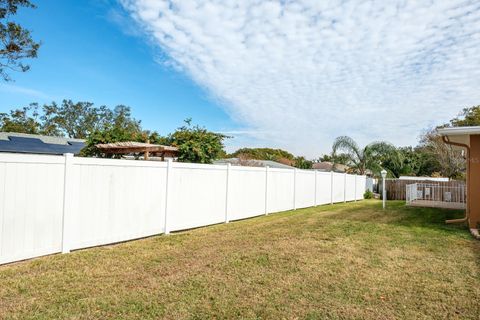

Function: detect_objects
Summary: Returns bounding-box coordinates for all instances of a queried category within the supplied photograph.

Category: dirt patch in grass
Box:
[0,200,479,319]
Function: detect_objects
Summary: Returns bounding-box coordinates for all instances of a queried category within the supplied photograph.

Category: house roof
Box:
[213,158,295,169]
[0,132,85,155]
[437,126,480,136]
[312,161,349,172]
[437,126,480,147]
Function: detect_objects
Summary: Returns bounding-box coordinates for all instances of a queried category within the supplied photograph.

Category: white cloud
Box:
[120,0,480,157]
[0,84,52,100]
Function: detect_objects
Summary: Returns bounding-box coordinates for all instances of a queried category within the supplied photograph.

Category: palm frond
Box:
[332,136,361,161]
[364,141,401,177]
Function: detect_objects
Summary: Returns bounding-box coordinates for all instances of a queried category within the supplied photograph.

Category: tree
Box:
[0,0,40,81]
[41,100,117,139]
[414,146,442,177]
[0,102,44,133]
[416,129,464,179]
[227,148,295,161]
[332,136,400,176]
[168,119,228,164]
[449,105,480,127]
[410,105,477,179]
[0,100,141,139]
[318,152,350,165]
[80,106,146,158]
[227,147,315,168]
[386,146,422,177]
[147,130,170,146]
[0,101,153,158]
[293,156,313,169]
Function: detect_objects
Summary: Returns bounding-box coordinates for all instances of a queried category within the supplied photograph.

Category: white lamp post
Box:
[381,169,387,209]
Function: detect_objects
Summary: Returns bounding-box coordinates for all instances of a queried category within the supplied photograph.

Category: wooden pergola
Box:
[95,141,179,161]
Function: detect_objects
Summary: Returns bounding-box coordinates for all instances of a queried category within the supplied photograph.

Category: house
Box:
[0,132,85,155]
[312,161,349,172]
[438,126,480,237]
[213,158,295,169]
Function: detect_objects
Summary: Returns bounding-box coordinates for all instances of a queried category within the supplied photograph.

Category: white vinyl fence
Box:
[0,153,368,265]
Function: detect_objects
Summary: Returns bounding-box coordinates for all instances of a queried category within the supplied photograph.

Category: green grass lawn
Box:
[1,200,479,319]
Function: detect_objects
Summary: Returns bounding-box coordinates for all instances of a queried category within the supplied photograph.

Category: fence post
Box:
[343,172,347,203]
[293,168,297,210]
[164,159,173,234]
[314,170,318,206]
[264,166,269,215]
[61,153,74,254]
[354,175,357,202]
[330,171,334,205]
[225,163,231,223]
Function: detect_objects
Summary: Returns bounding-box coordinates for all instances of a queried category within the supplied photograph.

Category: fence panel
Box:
[356,176,367,200]
[0,154,65,264]
[345,174,356,201]
[0,153,369,265]
[315,172,333,205]
[295,170,316,209]
[332,173,345,202]
[168,163,227,232]
[266,168,295,213]
[68,158,167,250]
[228,167,266,221]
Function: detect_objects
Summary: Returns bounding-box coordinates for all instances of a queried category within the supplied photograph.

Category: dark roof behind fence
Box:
[0,132,85,155]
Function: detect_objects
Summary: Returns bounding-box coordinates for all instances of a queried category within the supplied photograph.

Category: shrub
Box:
[364,190,374,199]
[169,119,228,164]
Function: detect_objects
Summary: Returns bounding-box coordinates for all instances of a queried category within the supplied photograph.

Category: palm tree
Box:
[331,136,400,177]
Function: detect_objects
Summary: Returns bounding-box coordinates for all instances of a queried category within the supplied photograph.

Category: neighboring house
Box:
[312,161,349,172]
[214,158,295,169]
[0,132,85,155]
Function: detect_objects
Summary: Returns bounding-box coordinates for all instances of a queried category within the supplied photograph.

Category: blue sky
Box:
[2,1,480,157]
[0,0,235,143]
